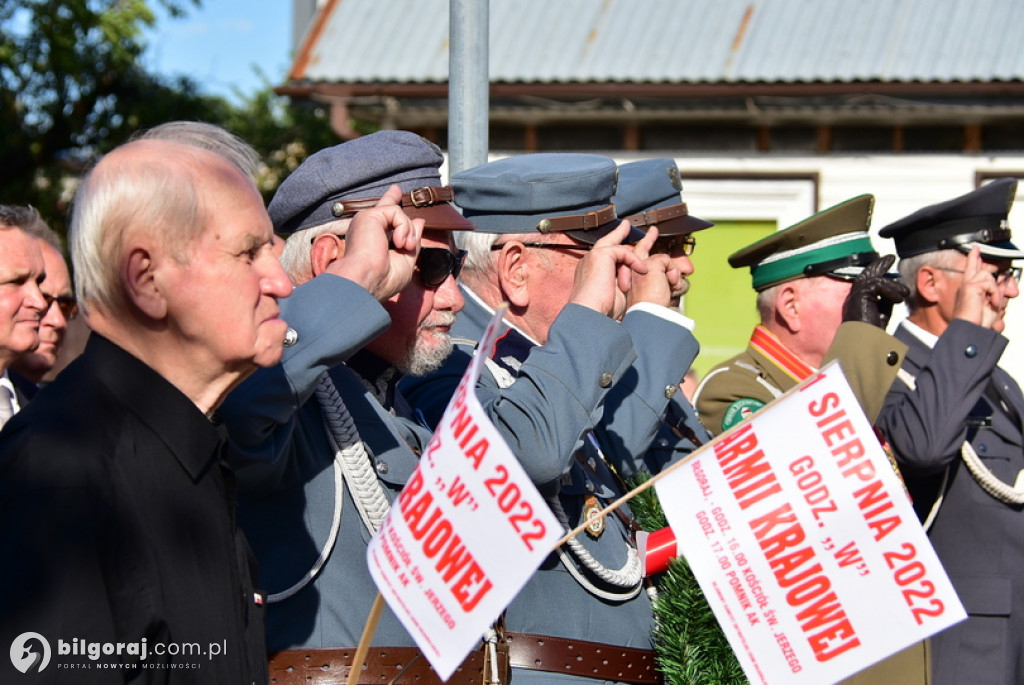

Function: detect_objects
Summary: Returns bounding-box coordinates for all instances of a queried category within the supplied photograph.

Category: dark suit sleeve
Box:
[876,319,1006,476]
[221,274,390,487]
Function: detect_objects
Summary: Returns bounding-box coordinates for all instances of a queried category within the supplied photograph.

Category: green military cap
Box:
[729,194,879,291]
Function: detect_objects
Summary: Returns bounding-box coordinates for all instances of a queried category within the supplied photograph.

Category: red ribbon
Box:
[640,526,677,576]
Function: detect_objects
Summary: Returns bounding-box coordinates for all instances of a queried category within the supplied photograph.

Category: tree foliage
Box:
[0,1,219,219]
[0,0,338,230]
[223,84,339,207]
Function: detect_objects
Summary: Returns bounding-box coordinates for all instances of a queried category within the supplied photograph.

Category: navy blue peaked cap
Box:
[879,178,1024,259]
[612,159,714,236]
[451,153,643,244]
[269,130,473,235]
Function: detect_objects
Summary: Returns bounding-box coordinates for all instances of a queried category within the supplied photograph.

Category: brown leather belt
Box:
[506,632,661,684]
[268,633,661,684]
[268,644,506,685]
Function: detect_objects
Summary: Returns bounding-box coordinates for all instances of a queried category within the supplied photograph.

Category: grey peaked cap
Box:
[269,130,456,235]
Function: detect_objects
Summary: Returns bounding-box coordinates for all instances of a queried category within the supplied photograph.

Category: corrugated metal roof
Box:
[291,0,1024,85]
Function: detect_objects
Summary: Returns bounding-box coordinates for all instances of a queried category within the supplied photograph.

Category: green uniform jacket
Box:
[694,321,907,434]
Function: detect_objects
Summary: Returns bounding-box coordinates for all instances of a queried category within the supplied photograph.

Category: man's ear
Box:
[915,266,942,305]
[494,242,531,308]
[774,281,802,333]
[123,246,168,319]
[310,233,345,276]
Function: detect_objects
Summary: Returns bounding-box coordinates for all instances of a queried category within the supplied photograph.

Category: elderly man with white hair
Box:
[0,134,293,682]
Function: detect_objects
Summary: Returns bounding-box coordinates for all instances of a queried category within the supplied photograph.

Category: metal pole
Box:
[448,0,489,175]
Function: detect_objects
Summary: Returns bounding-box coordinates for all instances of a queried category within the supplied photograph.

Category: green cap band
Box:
[751,234,875,290]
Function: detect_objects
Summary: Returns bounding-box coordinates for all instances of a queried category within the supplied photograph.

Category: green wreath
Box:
[629,475,748,685]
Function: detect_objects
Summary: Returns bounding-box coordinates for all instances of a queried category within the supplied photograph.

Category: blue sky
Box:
[143,0,295,103]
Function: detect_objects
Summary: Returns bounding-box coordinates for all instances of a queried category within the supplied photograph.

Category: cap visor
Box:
[653,214,715,236]
[567,220,645,245]
[407,203,475,231]
[960,240,1024,260]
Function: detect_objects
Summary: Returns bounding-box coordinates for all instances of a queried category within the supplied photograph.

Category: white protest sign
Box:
[367,308,561,681]
[656,361,965,685]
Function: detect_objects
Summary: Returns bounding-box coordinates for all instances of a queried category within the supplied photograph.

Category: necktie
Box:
[0,384,15,428]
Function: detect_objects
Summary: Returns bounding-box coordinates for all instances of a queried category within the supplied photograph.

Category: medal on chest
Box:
[584,494,605,538]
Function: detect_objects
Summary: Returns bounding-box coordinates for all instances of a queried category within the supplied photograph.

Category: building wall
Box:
[623,152,1024,383]
[439,151,1024,381]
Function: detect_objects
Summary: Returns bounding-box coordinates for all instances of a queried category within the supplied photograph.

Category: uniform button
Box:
[375,459,389,474]
[886,351,899,366]
[587,457,597,469]
[664,385,678,399]
[965,344,978,358]
[977,443,987,453]
[658,438,669,447]
[586,481,595,492]
[283,327,299,347]
[600,373,613,388]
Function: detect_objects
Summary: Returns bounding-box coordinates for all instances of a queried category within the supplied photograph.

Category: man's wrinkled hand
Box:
[325,185,423,301]
[953,245,1003,330]
[569,221,649,319]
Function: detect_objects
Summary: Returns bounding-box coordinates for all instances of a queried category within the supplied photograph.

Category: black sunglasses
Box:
[41,293,78,320]
[417,248,467,287]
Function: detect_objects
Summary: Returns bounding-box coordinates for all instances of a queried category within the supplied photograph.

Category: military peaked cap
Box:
[611,159,714,236]
[730,195,879,291]
[878,178,1024,259]
[452,153,643,244]
[269,130,473,235]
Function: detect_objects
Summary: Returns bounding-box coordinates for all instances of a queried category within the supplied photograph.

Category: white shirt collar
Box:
[0,371,20,413]
[901,318,940,349]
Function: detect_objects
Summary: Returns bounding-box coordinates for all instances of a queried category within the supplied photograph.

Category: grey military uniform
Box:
[223,276,421,650]
[403,286,707,685]
[223,275,649,658]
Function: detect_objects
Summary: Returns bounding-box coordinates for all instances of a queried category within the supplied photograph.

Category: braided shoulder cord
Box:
[266,371,390,603]
[316,371,391,534]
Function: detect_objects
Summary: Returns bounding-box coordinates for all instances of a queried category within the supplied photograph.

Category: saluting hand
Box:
[626,226,682,310]
[953,246,1001,330]
[325,185,424,301]
[841,254,908,328]
[568,221,649,320]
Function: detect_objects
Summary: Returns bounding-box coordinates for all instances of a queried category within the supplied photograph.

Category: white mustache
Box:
[422,312,456,330]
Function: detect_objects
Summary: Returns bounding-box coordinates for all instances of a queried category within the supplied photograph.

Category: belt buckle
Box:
[409,186,438,207]
[482,639,510,685]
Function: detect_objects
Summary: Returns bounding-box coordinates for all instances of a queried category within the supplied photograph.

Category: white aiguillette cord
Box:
[896,368,1024,532]
[266,371,390,603]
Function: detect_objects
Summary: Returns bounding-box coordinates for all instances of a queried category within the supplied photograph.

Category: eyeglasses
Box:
[41,293,78,320]
[652,235,696,257]
[935,266,1023,285]
[417,248,467,287]
[490,242,593,252]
